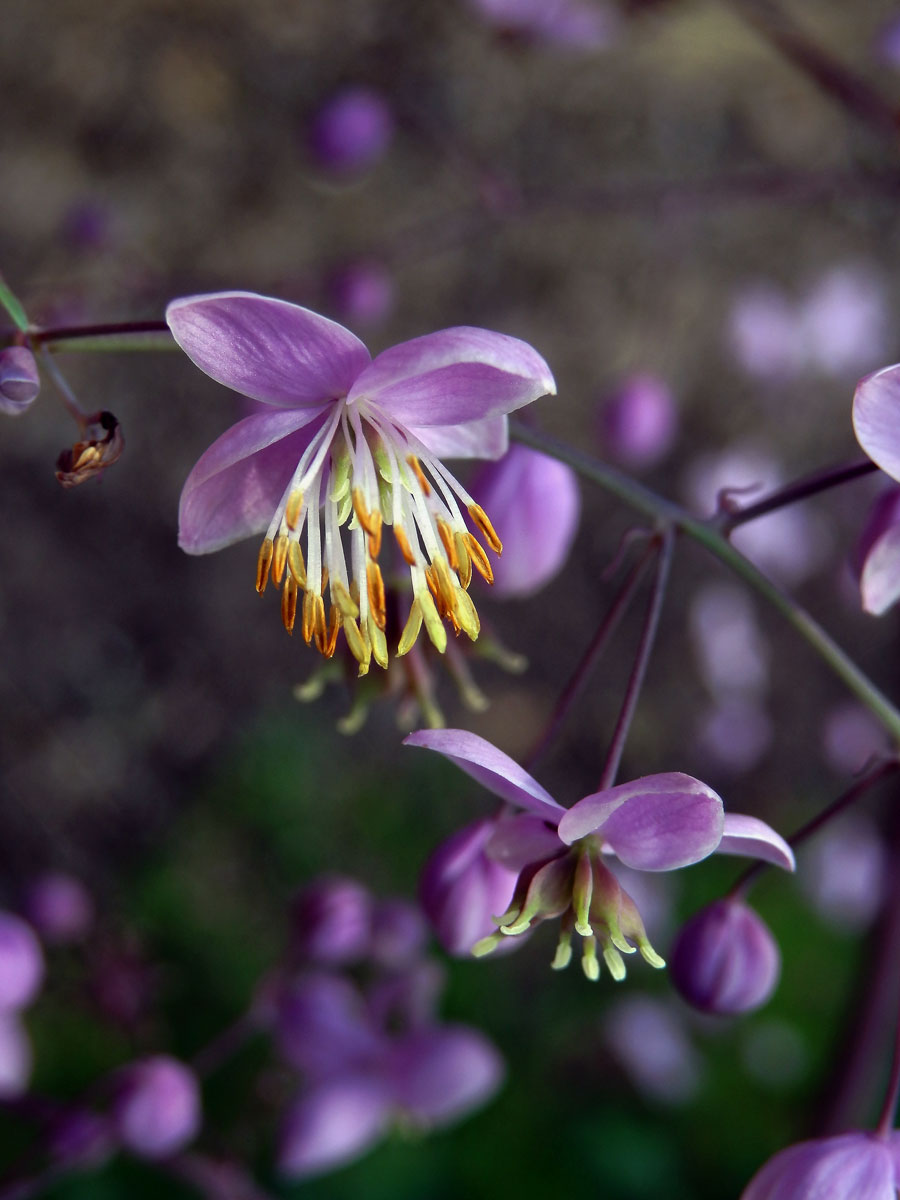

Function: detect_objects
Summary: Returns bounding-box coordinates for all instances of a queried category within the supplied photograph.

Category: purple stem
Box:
[524,542,655,772]
[719,458,878,534]
[28,320,170,345]
[877,967,900,1137]
[596,528,674,791]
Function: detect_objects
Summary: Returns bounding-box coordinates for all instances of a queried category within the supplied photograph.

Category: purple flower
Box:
[168,292,555,670]
[669,899,781,1015]
[308,87,394,175]
[0,347,40,416]
[854,365,900,485]
[326,260,394,328]
[290,876,373,966]
[420,818,519,955]
[111,1056,201,1160]
[274,971,503,1179]
[0,912,44,1011]
[469,446,580,598]
[853,486,900,616]
[741,1131,900,1199]
[23,872,94,945]
[598,373,678,469]
[404,729,793,980]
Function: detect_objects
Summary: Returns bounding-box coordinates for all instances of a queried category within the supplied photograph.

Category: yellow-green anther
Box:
[572,848,594,937]
[472,932,504,958]
[638,938,666,969]
[603,942,627,982]
[581,936,601,982]
[551,928,573,971]
[329,448,352,503]
[419,590,448,654]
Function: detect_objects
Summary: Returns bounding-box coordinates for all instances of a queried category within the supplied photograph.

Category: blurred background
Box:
[2,0,900,1195]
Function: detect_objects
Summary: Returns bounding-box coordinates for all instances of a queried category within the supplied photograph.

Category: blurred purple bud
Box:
[741,1130,900,1199]
[420,819,518,955]
[599,373,678,469]
[469,445,580,598]
[695,697,773,775]
[670,899,780,1016]
[367,961,445,1032]
[799,267,888,377]
[276,973,381,1077]
[0,912,44,1011]
[326,261,394,328]
[799,816,887,932]
[727,285,802,379]
[23,872,94,945]
[368,899,427,969]
[309,87,394,174]
[605,996,700,1105]
[854,487,900,616]
[112,1056,201,1160]
[468,0,618,50]
[290,876,372,966]
[689,583,769,697]
[0,347,40,416]
[821,700,888,775]
[0,1014,32,1098]
[59,200,112,253]
[278,1076,390,1179]
[388,1025,504,1127]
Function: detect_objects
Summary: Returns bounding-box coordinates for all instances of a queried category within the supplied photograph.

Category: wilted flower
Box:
[308,86,394,174]
[0,912,44,1011]
[598,372,678,469]
[404,729,793,980]
[0,346,40,415]
[111,1056,201,1160]
[741,1130,900,1199]
[669,899,780,1015]
[55,410,124,488]
[469,445,580,598]
[169,292,555,671]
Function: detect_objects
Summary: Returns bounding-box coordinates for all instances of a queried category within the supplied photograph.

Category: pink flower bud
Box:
[23,873,94,945]
[599,373,677,469]
[111,1056,201,1160]
[290,876,372,965]
[670,899,780,1015]
[0,912,44,1011]
[0,347,40,416]
[308,87,394,174]
[420,819,518,956]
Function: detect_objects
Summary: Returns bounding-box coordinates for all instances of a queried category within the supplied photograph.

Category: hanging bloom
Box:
[853,486,900,616]
[404,729,794,980]
[741,1131,900,1199]
[853,364,900,482]
[168,292,555,672]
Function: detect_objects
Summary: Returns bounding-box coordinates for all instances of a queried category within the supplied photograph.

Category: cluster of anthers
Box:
[253,411,502,675]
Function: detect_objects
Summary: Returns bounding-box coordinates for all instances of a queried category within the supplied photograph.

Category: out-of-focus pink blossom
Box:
[875,15,900,66]
[670,899,780,1016]
[467,0,618,49]
[368,899,427,968]
[326,260,394,328]
[0,1014,32,1098]
[290,876,373,966]
[689,583,769,697]
[23,873,94,945]
[469,445,580,598]
[727,286,802,379]
[0,913,44,1011]
[742,1130,900,1199]
[821,700,888,775]
[799,815,887,932]
[308,87,394,175]
[111,1056,201,1160]
[605,996,700,1105]
[695,697,773,775]
[598,372,678,469]
[799,266,888,377]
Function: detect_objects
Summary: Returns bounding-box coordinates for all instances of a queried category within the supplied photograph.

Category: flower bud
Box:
[23,873,94,945]
[0,347,40,416]
[670,899,780,1015]
[598,373,677,469]
[469,446,580,599]
[419,819,518,956]
[111,1056,201,1160]
[308,86,393,174]
[0,912,44,1011]
[290,876,372,965]
[741,1131,900,1199]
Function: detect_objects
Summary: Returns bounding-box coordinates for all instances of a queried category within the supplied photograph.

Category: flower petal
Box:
[860,522,900,615]
[718,813,795,871]
[388,1026,504,1127]
[278,1076,390,1180]
[410,414,509,460]
[853,363,900,482]
[167,291,371,408]
[558,774,724,870]
[403,729,564,821]
[178,408,327,553]
[348,326,555,426]
[741,1132,895,1200]
[485,813,565,870]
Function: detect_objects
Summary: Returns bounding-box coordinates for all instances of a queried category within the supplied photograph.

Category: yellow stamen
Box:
[281,576,298,634]
[454,586,480,641]
[313,594,328,652]
[332,579,360,619]
[397,599,423,656]
[433,557,459,618]
[287,541,307,588]
[352,488,381,536]
[301,591,316,644]
[454,532,472,589]
[424,565,439,602]
[367,512,383,559]
[437,519,459,570]
[366,562,387,630]
[468,503,502,554]
[272,533,288,585]
[343,615,370,666]
[285,489,304,530]
[464,533,494,585]
[406,454,432,496]
[419,590,447,654]
[256,538,274,595]
[324,606,340,658]
[368,614,389,669]
[394,526,417,566]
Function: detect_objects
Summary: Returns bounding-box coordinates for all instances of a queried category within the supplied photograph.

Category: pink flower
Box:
[168,292,555,671]
[742,1131,900,1199]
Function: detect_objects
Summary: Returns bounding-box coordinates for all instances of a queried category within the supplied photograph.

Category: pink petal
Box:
[167,292,371,408]
[558,774,724,870]
[349,326,555,427]
[741,1132,895,1200]
[860,522,900,615]
[178,408,327,553]
[278,1076,390,1180]
[718,813,795,871]
[484,814,564,870]
[388,1026,504,1127]
[853,363,900,482]
[403,729,564,821]
[410,415,509,460]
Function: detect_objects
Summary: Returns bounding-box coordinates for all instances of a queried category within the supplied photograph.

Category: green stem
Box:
[0,274,29,334]
[510,421,900,744]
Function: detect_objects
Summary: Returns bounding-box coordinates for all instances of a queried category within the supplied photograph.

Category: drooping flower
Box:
[404,729,794,980]
[0,347,40,416]
[168,292,555,672]
[741,1130,900,1199]
[669,899,780,1015]
[853,486,900,616]
[853,364,900,483]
